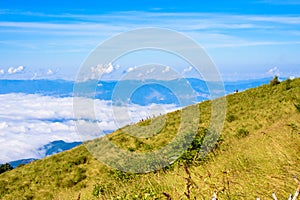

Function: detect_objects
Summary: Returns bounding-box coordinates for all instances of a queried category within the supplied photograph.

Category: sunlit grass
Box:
[0,78,299,199]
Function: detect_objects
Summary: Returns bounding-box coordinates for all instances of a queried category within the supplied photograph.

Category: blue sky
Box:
[0,0,300,80]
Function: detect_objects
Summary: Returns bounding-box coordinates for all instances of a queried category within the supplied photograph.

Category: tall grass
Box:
[0,78,300,199]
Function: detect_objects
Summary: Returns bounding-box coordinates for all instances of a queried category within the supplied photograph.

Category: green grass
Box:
[0,78,300,199]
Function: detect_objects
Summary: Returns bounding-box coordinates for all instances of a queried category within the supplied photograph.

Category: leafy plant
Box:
[110,169,136,182]
[270,76,280,86]
[0,163,13,174]
[285,78,292,90]
[235,128,249,138]
[92,183,105,197]
[226,114,237,122]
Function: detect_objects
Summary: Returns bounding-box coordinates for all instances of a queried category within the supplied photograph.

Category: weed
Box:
[111,169,136,182]
[235,128,249,138]
[227,114,237,122]
[92,183,105,197]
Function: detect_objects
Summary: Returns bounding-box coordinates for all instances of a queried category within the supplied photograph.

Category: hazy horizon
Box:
[0,0,300,80]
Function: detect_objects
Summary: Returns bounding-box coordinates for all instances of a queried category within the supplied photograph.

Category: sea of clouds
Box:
[0,93,177,163]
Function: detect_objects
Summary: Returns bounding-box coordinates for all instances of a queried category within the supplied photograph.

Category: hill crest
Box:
[0,78,299,199]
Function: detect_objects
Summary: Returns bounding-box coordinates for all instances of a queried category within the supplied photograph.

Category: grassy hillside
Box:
[0,78,300,200]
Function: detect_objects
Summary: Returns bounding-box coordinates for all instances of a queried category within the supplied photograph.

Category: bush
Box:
[179,129,224,164]
[270,76,280,86]
[72,156,88,165]
[111,169,136,182]
[226,114,237,122]
[92,183,105,197]
[0,163,13,174]
[236,128,249,138]
[73,168,87,184]
[285,78,292,90]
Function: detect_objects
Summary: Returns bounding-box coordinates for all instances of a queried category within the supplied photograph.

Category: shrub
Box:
[111,169,136,182]
[58,167,87,188]
[236,128,249,138]
[128,147,135,152]
[0,163,13,174]
[285,78,292,90]
[92,183,105,197]
[73,168,87,184]
[179,129,224,164]
[72,156,88,165]
[226,114,237,122]
[270,76,280,86]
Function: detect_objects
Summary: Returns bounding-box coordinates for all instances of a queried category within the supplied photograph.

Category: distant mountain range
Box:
[8,140,82,168]
[38,140,82,157]
[0,77,274,105]
[8,158,37,168]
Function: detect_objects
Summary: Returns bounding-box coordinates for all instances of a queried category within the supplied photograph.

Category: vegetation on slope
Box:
[0,78,300,200]
[0,164,13,175]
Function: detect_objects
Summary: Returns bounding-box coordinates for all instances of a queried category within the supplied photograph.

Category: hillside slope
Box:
[0,78,300,200]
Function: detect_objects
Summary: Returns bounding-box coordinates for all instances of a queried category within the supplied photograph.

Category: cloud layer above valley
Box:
[0,93,177,163]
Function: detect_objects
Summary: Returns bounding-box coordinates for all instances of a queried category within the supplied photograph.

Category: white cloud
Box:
[267,67,280,76]
[46,69,54,75]
[137,73,143,78]
[89,63,114,80]
[127,66,137,73]
[162,66,170,73]
[183,66,193,73]
[115,64,120,70]
[0,69,4,75]
[146,67,156,74]
[0,93,177,163]
[247,16,300,25]
[7,65,25,74]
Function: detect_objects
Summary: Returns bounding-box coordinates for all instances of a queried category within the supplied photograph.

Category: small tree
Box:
[270,76,280,86]
[0,163,13,174]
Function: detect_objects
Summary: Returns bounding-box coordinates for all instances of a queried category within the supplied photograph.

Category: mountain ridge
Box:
[0,77,299,199]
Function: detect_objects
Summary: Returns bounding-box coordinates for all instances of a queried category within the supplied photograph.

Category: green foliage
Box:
[0,163,13,174]
[71,155,88,166]
[235,128,249,138]
[128,147,135,152]
[110,169,136,182]
[285,78,292,90]
[92,183,105,197]
[180,129,224,164]
[226,113,237,122]
[270,76,280,86]
[56,167,87,188]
